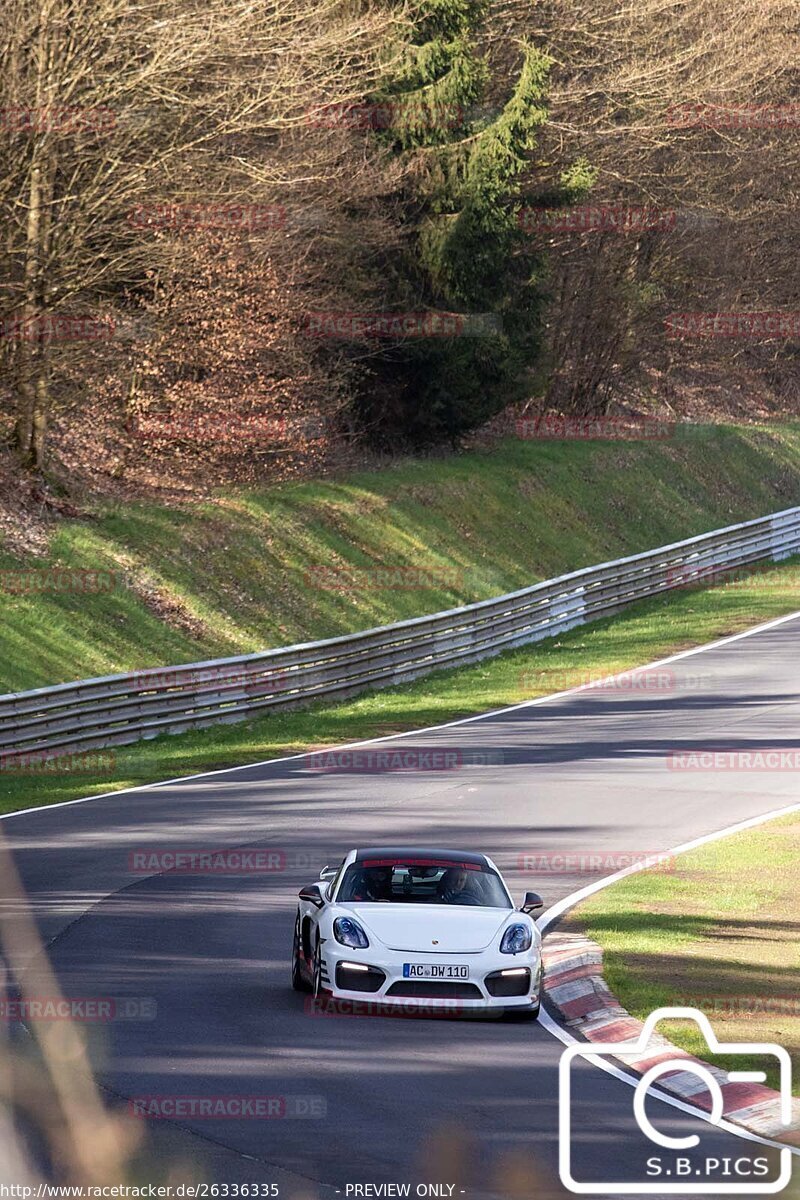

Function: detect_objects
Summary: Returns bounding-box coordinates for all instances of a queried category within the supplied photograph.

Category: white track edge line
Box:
[537,798,800,1159]
[3,607,800,823]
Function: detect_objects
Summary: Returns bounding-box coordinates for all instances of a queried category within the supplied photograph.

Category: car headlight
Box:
[500,923,532,954]
[333,917,369,949]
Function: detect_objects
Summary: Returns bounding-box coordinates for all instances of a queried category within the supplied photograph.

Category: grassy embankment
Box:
[568,812,800,1096]
[1,422,799,815]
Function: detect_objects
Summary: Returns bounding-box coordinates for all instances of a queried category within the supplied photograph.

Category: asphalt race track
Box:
[3,612,800,1197]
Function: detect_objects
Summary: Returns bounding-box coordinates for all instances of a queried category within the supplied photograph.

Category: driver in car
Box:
[352,865,393,901]
[438,867,480,904]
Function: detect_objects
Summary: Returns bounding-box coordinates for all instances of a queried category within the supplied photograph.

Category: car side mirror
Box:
[299,884,325,908]
[520,891,543,914]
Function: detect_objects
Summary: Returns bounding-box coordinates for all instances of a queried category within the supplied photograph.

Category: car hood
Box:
[342,904,516,952]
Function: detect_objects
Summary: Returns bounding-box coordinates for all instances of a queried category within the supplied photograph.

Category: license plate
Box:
[403,963,469,979]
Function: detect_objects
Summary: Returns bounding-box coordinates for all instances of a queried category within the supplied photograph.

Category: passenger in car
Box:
[352,865,393,901]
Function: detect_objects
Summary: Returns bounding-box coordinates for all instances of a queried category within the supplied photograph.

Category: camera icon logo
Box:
[559,1006,793,1194]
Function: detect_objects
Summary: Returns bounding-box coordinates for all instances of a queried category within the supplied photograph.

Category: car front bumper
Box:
[318,942,542,1014]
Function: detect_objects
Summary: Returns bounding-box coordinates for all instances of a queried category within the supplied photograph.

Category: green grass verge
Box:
[1,422,800,693]
[2,555,799,818]
[568,812,800,1096]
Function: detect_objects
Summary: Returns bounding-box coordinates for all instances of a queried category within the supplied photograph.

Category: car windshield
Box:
[336,857,511,908]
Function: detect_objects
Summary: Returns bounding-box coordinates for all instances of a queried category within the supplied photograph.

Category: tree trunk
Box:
[13,206,53,471]
[13,8,54,471]
[14,340,37,466]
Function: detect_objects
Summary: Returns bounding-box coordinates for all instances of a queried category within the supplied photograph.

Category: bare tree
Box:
[0,0,407,467]
[490,0,799,414]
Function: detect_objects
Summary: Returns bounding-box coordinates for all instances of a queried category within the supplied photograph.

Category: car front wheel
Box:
[312,934,324,999]
[291,914,311,993]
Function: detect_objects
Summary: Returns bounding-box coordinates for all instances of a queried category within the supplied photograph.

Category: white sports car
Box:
[291,847,543,1017]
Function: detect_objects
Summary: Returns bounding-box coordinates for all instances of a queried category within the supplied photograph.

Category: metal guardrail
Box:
[2,506,800,759]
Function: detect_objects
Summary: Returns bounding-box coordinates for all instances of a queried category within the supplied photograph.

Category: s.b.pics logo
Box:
[559,1007,793,1194]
